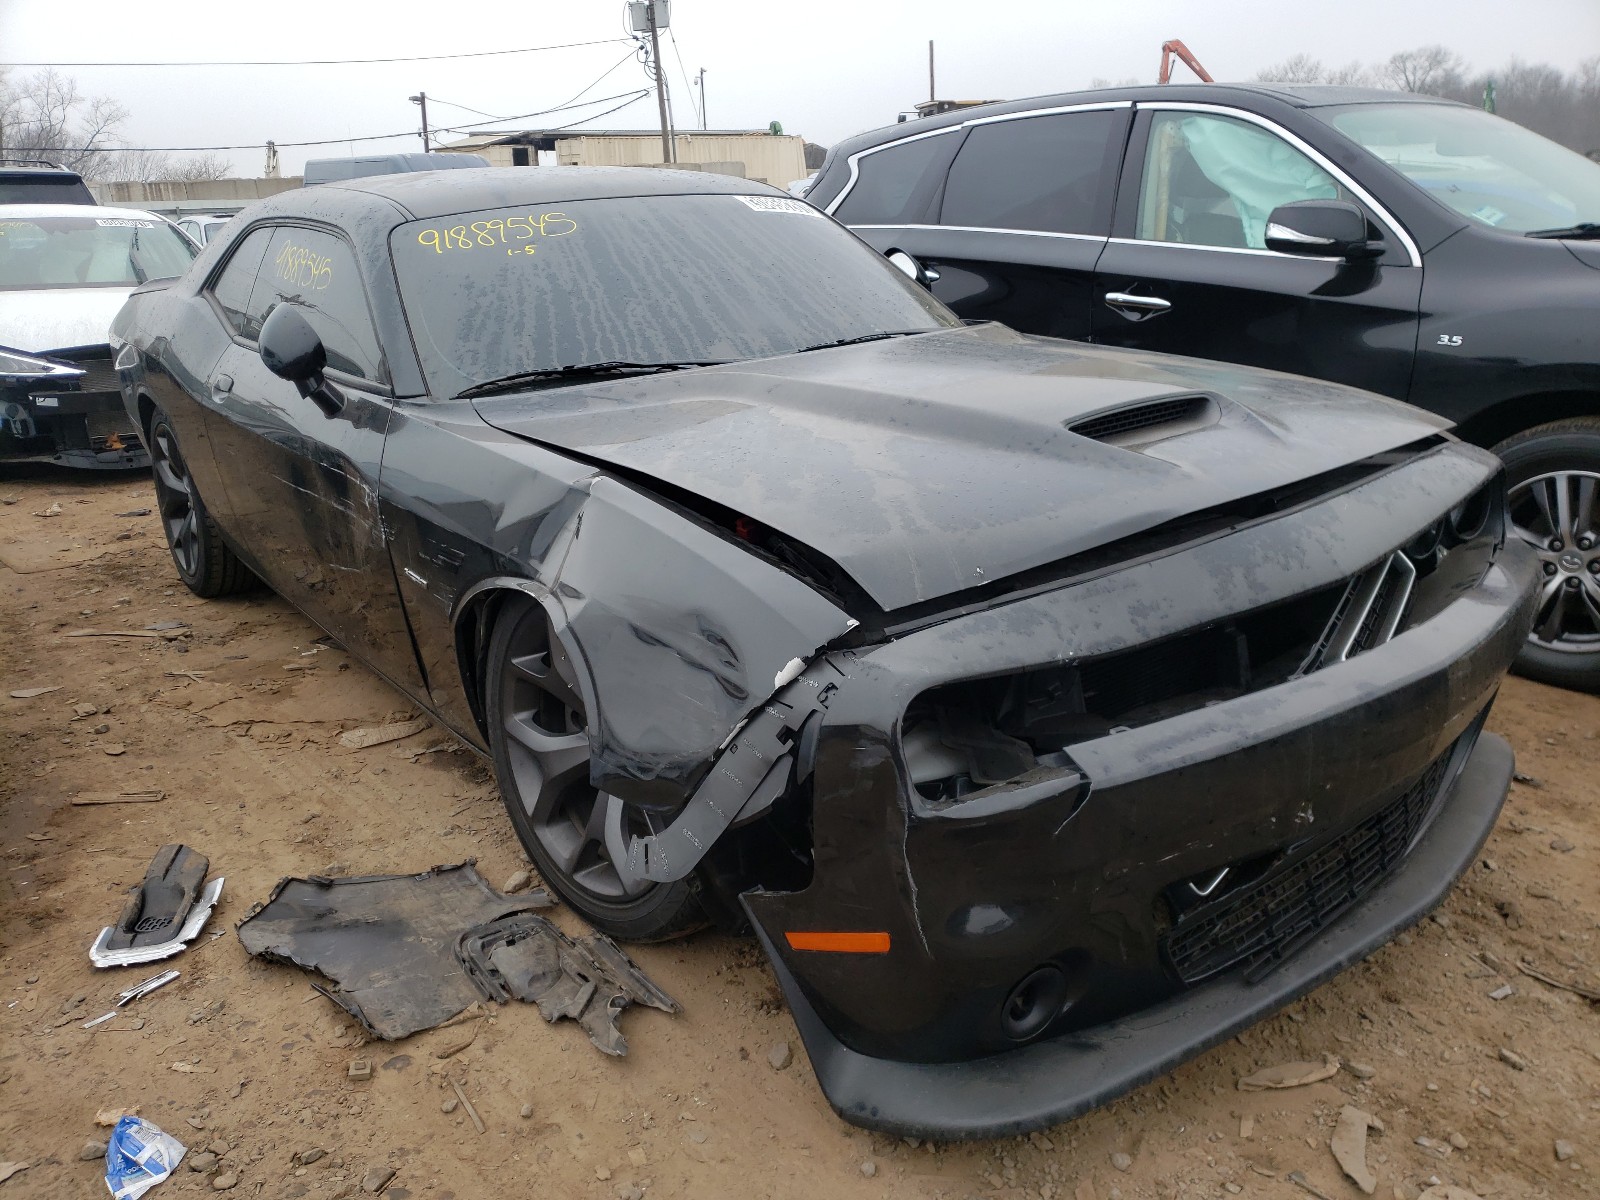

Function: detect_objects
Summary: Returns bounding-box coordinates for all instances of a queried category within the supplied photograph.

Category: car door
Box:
[1090,105,1423,399]
[202,223,423,691]
[830,104,1128,342]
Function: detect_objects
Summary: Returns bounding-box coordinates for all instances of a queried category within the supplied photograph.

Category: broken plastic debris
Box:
[235,862,552,1039]
[89,845,223,969]
[456,911,679,1056]
[1330,1105,1380,1194]
[337,718,428,749]
[1238,1055,1341,1091]
[105,1115,185,1199]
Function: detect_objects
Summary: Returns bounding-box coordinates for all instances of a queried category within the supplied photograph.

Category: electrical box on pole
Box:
[627,1,670,33]
[632,0,675,163]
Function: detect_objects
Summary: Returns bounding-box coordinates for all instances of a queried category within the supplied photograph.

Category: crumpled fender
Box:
[544,475,856,808]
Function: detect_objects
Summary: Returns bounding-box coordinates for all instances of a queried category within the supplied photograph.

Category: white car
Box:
[0,203,196,468]
[175,213,236,247]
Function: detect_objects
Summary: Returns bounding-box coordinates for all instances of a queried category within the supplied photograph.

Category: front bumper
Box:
[747,730,1512,1138]
[742,441,1539,1137]
[2,357,147,470]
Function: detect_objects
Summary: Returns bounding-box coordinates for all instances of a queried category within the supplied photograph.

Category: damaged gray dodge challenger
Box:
[111,167,1539,1138]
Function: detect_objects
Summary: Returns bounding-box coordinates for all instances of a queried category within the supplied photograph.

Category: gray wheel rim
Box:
[1508,470,1600,655]
[498,610,653,901]
[150,422,201,579]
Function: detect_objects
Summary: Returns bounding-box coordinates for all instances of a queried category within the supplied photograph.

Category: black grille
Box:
[1069,395,1211,443]
[1163,748,1456,985]
[54,350,118,394]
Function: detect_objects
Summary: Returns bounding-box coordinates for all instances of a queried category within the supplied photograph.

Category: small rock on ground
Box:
[212,1171,238,1191]
[362,1166,396,1193]
[1111,1151,1132,1172]
[860,1160,877,1178]
[503,869,533,894]
[520,1103,534,1119]
[767,1041,792,1070]
[78,1141,106,1162]
[1555,1139,1575,1162]
[297,1148,326,1166]
[188,1152,219,1173]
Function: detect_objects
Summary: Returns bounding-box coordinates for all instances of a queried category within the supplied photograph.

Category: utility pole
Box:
[409,92,431,152]
[697,68,707,130]
[646,3,673,163]
[928,40,935,105]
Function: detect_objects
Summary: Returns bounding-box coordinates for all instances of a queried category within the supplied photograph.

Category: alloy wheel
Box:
[149,420,202,579]
[497,610,657,901]
[1508,470,1600,655]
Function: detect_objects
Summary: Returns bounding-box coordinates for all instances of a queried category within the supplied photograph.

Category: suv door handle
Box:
[1104,291,1172,318]
[213,374,233,393]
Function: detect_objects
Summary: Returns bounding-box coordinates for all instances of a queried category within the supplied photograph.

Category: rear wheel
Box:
[147,409,256,598]
[485,595,707,941]
[1496,418,1600,692]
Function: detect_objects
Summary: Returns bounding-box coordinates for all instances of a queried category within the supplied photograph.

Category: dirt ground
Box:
[0,468,1595,1200]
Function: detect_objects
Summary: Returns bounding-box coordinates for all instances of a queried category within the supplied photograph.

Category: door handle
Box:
[1103,291,1172,318]
[213,374,233,393]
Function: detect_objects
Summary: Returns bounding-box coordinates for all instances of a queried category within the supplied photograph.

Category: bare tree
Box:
[99,149,234,183]
[0,69,127,178]
[1254,54,1327,84]
[1383,45,1466,95]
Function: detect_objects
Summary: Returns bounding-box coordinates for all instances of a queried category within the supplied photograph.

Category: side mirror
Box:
[259,303,343,417]
[1264,200,1383,261]
[884,248,941,289]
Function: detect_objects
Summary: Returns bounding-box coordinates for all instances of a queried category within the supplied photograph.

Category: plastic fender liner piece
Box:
[613,657,846,887]
[455,912,679,1056]
[89,844,225,968]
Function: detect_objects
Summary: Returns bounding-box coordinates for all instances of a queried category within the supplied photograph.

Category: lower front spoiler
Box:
[748,731,1514,1140]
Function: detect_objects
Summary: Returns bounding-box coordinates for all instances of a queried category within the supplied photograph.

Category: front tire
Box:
[1496,418,1600,692]
[485,595,707,941]
[147,409,256,598]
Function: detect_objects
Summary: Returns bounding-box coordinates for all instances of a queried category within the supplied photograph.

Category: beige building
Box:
[437,129,808,188]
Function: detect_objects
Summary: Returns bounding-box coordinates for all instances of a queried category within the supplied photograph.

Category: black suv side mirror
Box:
[1264,200,1384,261]
[259,303,344,417]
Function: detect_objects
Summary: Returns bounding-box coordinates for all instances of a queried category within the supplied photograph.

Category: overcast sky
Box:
[2,0,1597,177]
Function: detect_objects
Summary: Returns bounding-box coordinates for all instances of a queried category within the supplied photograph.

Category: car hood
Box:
[0,287,130,355]
[474,324,1449,612]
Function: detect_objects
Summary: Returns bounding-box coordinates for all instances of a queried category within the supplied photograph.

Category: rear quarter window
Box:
[832,131,958,225]
[939,110,1121,235]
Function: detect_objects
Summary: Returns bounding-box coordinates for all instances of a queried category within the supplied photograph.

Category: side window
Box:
[940,111,1120,235]
[245,227,385,383]
[831,132,956,225]
[1137,112,1350,249]
[206,227,274,336]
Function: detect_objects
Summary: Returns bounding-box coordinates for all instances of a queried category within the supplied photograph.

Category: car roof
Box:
[311,165,786,222]
[833,83,1465,154]
[0,202,169,221]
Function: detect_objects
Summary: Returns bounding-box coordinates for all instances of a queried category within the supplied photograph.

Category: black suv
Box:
[0,159,96,205]
[809,85,1600,690]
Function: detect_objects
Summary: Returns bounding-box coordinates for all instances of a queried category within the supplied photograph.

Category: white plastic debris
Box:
[104,1115,186,1199]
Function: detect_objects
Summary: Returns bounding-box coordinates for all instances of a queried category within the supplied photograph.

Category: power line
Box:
[5,89,652,154]
[0,38,632,69]
[424,97,502,121]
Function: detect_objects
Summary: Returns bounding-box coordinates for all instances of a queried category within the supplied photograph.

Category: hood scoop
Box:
[1068,393,1218,447]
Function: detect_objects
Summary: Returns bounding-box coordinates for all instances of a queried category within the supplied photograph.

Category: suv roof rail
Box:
[0,157,73,170]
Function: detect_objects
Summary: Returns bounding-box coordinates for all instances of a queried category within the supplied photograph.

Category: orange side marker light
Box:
[784,931,891,954]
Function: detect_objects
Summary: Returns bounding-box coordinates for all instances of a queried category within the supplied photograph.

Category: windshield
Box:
[1321,103,1600,234]
[0,213,196,290]
[389,193,956,397]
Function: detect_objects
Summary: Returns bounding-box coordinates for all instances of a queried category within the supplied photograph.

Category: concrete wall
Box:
[554,134,806,185]
[89,177,302,218]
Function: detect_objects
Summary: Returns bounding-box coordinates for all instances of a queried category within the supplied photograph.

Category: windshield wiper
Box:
[1526,222,1600,240]
[791,329,931,354]
[456,360,729,399]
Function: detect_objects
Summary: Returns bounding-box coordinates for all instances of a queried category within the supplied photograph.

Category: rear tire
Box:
[485,594,707,941]
[147,409,257,598]
[1495,418,1600,693]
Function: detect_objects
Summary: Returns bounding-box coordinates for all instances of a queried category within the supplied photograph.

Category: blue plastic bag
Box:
[104,1115,186,1200]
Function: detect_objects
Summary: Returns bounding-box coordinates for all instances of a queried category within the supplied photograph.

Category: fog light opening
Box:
[1001,965,1068,1042]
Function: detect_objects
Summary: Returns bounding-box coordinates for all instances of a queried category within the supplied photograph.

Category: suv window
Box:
[940,111,1119,235]
[832,132,956,225]
[207,227,274,336]
[1137,112,1350,249]
[245,227,385,383]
